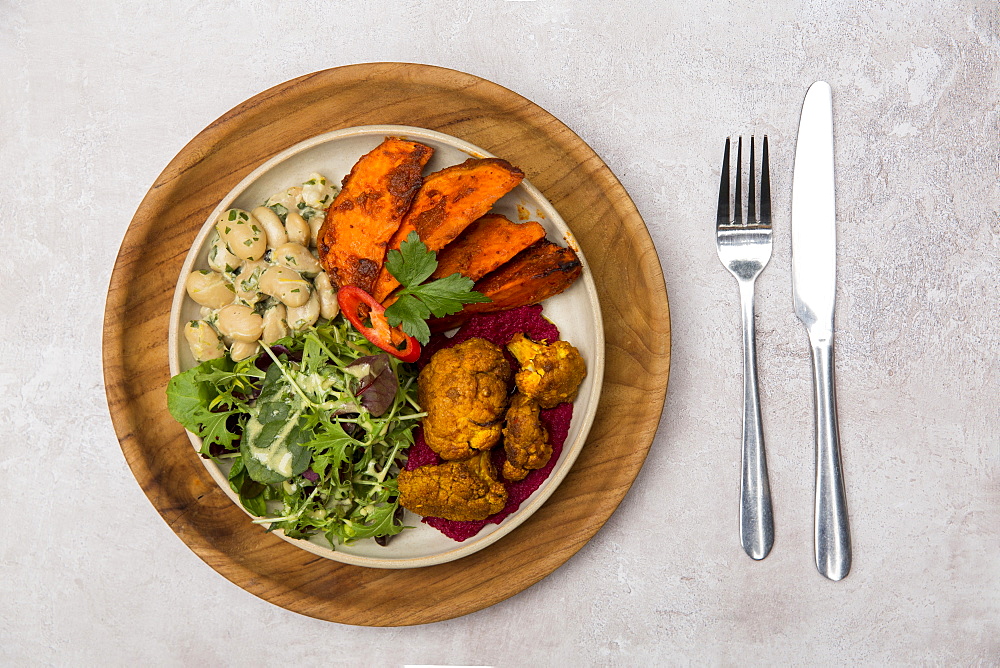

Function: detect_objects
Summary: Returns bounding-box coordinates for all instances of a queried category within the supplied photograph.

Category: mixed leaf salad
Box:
[166,318,425,547]
[168,231,490,548]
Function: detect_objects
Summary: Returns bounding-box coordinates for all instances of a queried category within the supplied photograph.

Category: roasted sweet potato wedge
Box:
[431,214,546,282]
[317,137,433,293]
[371,158,524,302]
[428,239,583,332]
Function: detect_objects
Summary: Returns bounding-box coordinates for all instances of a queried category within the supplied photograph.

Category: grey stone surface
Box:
[1,0,997,664]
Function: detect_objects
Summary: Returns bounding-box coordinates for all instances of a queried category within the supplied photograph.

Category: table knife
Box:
[791,81,852,581]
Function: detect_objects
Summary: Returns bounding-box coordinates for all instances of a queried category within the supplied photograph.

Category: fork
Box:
[716,136,775,561]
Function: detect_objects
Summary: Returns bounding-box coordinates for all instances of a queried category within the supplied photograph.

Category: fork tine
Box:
[749,136,757,223]
[760,135,772,227]
[735,137,743,225]
[717,138,730,227]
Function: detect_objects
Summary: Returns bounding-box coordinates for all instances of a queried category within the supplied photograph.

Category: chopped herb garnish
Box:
[268,203,288,222]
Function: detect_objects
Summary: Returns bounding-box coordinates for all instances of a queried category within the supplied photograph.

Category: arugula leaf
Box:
[166,358,241,451]
[198,410,241,450]
[342,503,403,541]
[383,232,490,344]
[307,421,358,484]
[193,359,263,398]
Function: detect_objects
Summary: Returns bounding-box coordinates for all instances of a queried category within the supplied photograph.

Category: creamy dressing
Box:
[248,407,303,478]
[297,371,334,396]
[300,173,336,209]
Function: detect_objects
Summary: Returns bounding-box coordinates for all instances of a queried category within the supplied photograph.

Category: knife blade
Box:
[791,81,852,581]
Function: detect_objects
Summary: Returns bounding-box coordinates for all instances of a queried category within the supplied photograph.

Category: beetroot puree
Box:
[404,304,575,541]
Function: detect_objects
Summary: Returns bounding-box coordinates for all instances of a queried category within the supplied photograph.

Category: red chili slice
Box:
[337,286,420,363]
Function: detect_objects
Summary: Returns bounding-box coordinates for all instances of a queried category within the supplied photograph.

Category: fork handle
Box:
[739,281,774,560]
[809,336,851,580]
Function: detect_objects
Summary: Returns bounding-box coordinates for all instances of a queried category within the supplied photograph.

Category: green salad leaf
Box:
[227,456,267,516]
[165,357,258,451]
[165,317,425,548]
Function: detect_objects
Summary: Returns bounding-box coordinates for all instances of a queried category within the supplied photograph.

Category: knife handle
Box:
[739,281,774,560]
[809,337,851,580]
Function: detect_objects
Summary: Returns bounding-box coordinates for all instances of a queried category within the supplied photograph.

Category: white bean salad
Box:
[183,173,339,363]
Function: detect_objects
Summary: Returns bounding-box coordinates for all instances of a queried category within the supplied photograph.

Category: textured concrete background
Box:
[2,0,998,664]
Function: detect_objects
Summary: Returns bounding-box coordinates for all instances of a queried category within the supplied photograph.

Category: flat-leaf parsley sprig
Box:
[383,232,490,344]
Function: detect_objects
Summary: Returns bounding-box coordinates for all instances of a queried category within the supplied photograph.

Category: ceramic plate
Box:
[167,125,604,568]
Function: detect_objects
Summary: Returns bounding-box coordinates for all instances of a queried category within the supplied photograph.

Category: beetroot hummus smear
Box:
[405,304,575,541]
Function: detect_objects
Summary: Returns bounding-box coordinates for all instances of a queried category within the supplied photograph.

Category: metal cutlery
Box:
[792,81,852,581]
[716,135,775,561]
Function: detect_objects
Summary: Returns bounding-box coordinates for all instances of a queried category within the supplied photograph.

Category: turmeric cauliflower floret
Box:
[397,451,508,521]
[418,337,512,460]
[501,393,551,482]
[506,333,587,409]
